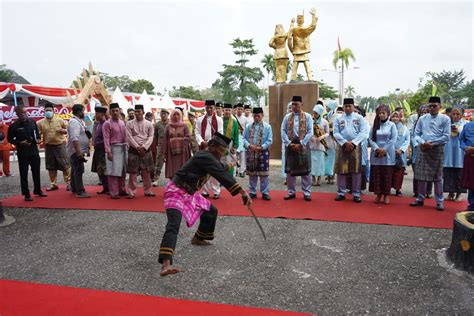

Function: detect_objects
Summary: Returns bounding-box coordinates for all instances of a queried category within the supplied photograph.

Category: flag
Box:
[432,81,437,96]
[403,100,412,115]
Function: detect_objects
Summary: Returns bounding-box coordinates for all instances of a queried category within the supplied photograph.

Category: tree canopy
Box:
[212,38,264,104]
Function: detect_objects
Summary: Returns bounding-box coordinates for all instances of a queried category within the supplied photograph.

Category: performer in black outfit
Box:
[158,132,250,277]
[8,105,47,201]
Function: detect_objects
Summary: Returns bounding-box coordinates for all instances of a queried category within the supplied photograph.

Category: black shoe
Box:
[334,195,345,201]
[304,195,311,202]
[283,194,296,200]
[35,191,47,197]
[201,192,209,198]
[410,200,424,207]
[249,193,257,199]
[262,194,271,201]
[119,191,128,196]
[396,191,403,197]
[436,203,445,211]
[213,194,220,200]
[24,195,33,202]
[97,190,109,195]
[353,196,362,203]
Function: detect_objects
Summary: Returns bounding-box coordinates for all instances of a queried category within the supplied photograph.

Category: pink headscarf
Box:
[168,109,185,128]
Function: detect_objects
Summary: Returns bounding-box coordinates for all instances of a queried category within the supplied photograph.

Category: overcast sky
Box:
[0,0,472,99]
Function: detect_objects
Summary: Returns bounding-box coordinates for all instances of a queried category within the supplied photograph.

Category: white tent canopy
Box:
[161,92,177,109]
[112,87,131,113]
[138,90,153,113]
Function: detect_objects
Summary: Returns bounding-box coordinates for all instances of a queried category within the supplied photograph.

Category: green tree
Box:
[427,70,466,104]
[0,64,13,82]
[126,79,155,94]
[332,48,356,102]
[261,53,276,83]
[359,96,378,112]
[455,79,474,106]
[332,48,356,70]
[101,74,134,91]
[213,38,264,104]
[318,81,338,99]
[200,86,223,102]
[169,86,202,100]
[345,85,356,97]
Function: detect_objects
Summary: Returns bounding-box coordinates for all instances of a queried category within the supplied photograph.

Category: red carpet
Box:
[0,279,310,316]
[2,185,466,229]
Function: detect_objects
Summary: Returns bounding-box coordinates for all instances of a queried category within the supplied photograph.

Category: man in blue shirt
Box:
[243,107,273,200]
[333,98,369,203]
[281,96,314,201]
[410,96,451,211]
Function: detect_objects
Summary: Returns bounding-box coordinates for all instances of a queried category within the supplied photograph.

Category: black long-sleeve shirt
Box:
[7,119,40,156]
[173,150,242,195]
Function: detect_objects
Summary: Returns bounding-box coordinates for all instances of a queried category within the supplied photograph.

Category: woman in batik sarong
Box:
[368,104,397,204]
[162,109,191,180]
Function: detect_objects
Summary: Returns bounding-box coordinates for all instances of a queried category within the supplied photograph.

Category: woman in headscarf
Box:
[162,109,191,180]
[309,101,329,186]
[443,107,467,202]
[368,104,397,204]
[390,111,410,196]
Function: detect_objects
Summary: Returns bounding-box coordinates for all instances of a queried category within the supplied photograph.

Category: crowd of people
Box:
[2,96,473,213]
[2,95,474,275]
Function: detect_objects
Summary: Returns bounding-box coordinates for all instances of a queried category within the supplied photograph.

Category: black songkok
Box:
[292,96,302,102]
[343,98,354,105]
[252,107,263,114]
[95,106,107,114]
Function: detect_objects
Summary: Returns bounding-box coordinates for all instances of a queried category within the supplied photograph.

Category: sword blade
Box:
[246,204,267,240]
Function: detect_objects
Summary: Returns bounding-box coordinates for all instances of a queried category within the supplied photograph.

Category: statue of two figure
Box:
[269,8,318,83]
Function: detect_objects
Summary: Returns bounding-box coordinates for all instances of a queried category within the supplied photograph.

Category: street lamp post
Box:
[321,66,359,104]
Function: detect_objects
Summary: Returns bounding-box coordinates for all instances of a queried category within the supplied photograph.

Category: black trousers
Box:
[70,154,85,194]
[99,175,109,192]
[159,204,218,264]
[18,153,41,196]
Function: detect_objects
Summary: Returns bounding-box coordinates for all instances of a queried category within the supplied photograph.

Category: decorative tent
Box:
[0,82,206,112]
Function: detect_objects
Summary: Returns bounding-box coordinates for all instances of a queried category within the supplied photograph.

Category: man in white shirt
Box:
[195,100,224,198]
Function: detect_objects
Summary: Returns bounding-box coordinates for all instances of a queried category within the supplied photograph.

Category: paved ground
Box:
[1,157,473,315]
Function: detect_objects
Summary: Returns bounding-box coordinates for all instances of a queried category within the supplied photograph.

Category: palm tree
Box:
[261,53,276,83]
[332,48,356,103]
[345,85,356,97]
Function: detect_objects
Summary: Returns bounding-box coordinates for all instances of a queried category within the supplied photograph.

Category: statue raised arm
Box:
[287,8,318,81]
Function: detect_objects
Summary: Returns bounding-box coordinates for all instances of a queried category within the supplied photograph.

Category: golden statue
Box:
[288,8,318,81]
[269,24,289,84]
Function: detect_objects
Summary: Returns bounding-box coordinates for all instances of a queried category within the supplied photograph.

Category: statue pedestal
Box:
[268,81,319,159]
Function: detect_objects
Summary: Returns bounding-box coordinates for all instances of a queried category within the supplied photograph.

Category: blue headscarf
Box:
[312,104,324,124]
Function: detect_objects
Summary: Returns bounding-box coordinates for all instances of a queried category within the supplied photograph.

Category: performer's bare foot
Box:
[191,236,211,246]
[160,261,180,277]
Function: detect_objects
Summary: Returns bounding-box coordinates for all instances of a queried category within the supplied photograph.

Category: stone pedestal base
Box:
[268,81,319,159]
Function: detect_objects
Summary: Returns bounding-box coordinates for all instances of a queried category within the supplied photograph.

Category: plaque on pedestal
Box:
[268,81,319,159]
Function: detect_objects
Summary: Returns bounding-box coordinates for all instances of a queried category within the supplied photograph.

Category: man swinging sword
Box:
[158,132,251,277]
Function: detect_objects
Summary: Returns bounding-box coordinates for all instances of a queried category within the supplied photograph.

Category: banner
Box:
[0,105,72,125]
